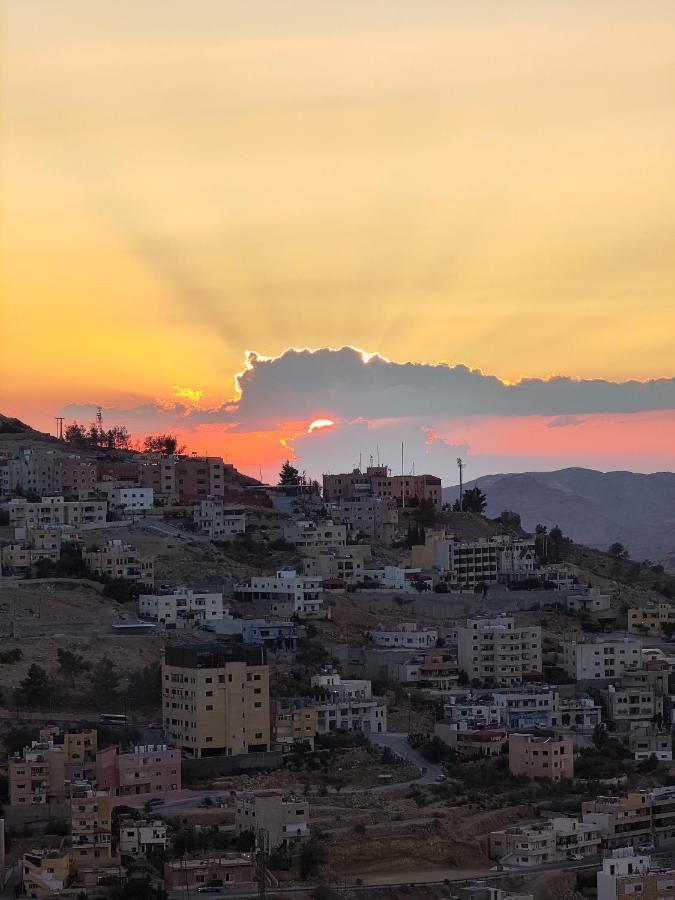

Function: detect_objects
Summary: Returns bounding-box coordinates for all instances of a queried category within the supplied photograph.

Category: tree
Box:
[16,664,51,707]
[609,542,629,560]
[279,460,301,486]
[91,655,122,706]
[498,509,521,529]
[415,498,438,527]
[126,661,161,706]
[102,578,141,604]
[300,839,328,879]
[662,622,675,640]
[460,487,487,514]
[143,434,183,455]
[57,648,91,687]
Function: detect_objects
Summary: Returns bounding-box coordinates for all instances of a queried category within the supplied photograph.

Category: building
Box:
[38,727,98,783]
[96,744,181,799]
[411,533,536,589]
[193,499,246,539]
[457,616,542,687]
[118,819,168,857]
[134,455,235,503]
[62,499,107,527]
[69,782,112,870]
[162,644,270,759]
[566,589,612,615]
[163,854,254,892]
[597,848,675,900]
[435,722,507,758]
[508,734,574,782]
[443,695,501,728]
[97,484,154,511]
[335,496,399,544]
[9,742,67,807]
[1,530,61,575]
[235,568,323,618]
[6,496,66,528]
[83,540,154,586]
[283,519,347,551]
[235,790,309,848]
[21,847,70,897]
[628,603,675,636]
[323,466,442,507]
[271,698,318,751]
[1,449,96,499]
[629,727,673,762]
[549,697,602,731]
[241,618,301,650]
[368,623,438,649]
[301,548,366,586]
[561,638,642,682]
[453,886,533,900]
[582,793,653,849]
[310,673,386,735]
[139,588,228,628]
[362,565,430,592]
[605,683,662,728]
[492,687,559,729]
[490,817,602,867]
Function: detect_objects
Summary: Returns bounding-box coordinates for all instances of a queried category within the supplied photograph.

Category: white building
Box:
[193,499,246,539]
[98,485,154,511]
[490,817,602,867]
[118,819,168,857]
[283,519,346,551]
[561,638,642,681]
[492,686,559,729]
[597,848,661,900]
[457,616,542,687]
[443,695,501,727]
[362,565,429,592]
[139,588,229,628]
[412,534,536,588]
[369,622,438,648]
[234,791,309,848]
[310,672,372,701]
[314,697,387,735]
[235,568,323,618]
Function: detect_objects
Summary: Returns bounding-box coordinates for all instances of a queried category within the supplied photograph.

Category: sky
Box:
[2,1,675,484]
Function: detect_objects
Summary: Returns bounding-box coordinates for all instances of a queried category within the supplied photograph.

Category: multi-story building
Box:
[235,790,309,848]
[69,782,112,870]
[457,616,542,687]
[335,496,399,545]
[96,484,154,511]
[549,697,603,731]
[1,529,61,574]
[492,687,558,729]
[508,734,574,782]
[283,519,346,551]
[490,817,602,867]
[193,498,246,539]
[310,673,387,735]
[163,855,254,892]
[1,449,96,499]
[443,695,501,727]
[435,722,507,759]
[235,568,323,618]
[96,744,181,799]
[323,466,442,507]
[139,456,234,503]
[38,727,98,783]
[5,496,66,528]
[162,644,270,758]
[628,727,673,761]
[83,540,154,586]
[9,741,67,807]
[62,499,107,527]
[628,603,675,637]
[139,588,228,628]
[581,793,653,849]
[605,683,662,728]
[271,698,317,750]
[241,619,300,650]
[368,623,438,649]
[565,589,612,615]
[20,848,71,897]
[597,848,675,900]
[561,638,642,682]
[411,534,535,589]
[301,549,366,587]
[118,818,168,857]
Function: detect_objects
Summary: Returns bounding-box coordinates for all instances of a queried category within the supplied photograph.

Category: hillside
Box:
[444,467,675,568]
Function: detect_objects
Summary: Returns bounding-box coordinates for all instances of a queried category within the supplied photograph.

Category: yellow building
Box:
[21,848,70,897]
[271,699,318,750]
[628,603,675,636]
[69,783,112,871]
[82,539,154,586]
[162,644,270,759]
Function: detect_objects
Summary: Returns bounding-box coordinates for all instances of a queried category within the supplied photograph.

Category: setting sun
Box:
[307,419,335,434]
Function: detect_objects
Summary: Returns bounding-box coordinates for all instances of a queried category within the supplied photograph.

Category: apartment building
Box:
[96,744,181,799]
[457,616,542,687]
[335,496,399,544]
[139,587,227,628]
[443,695,501,727]
[235,568,323,618]
[0,449,96,499]
[490,818,602,867]
[283,519,347,550]
[163,855,254,892]
[241,619,300,650]
[597,848,675,900]
[323,466,442,507]
[561,638,642,681]
[628,603,675,636]
[508,734,574,782]
[369,622,438,649]
[96,484,153,511]
[132,455,234,503]
[235,790,309,848]
[605,683,662,728]
[492,686,559,729]
[411,534,535,589]
[310,673,387,735]
[162,644,270,758]
[301,549,366,586]
[39,727,98,783]
[193,498,246,539]
[118,819,168,857]
[435,722,507,758]
[83,540,154,586]
[69,782,112,870]
[21,848,71,897]
[362,565,430,592]
[549,697,603,731]
[1,530,61,575]
[9,742,67,807]
[581,793,653,849]
[629,727,673,761]
[271,698,318,750]
[6,496,66,528]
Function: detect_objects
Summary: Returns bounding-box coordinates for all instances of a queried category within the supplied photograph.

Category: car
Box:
[639,843,656,852]
[569,853,584,861]
[435,773,448,782]
[146,797,165,807]
[196,885,222,893]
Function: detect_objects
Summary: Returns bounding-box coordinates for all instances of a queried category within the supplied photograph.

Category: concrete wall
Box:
[182,751,282,782]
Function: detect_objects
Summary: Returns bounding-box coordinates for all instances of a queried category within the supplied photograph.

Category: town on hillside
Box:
[2,422,675,900]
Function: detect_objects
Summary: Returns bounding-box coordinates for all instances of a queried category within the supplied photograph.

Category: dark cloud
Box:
[547,415,585,428]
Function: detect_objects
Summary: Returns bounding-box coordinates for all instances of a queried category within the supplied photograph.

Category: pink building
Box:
[95,744,181,801]
[508,733,574,782]
[163,855,254,891]
[97,456,235,503]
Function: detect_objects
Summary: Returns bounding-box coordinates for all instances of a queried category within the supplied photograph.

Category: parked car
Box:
[569,853,584,861]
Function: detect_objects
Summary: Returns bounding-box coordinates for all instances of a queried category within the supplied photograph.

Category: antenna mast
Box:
[457,458,464,511]
[96,406,103,426]
[54,417,64,440]
[401,442,405,508]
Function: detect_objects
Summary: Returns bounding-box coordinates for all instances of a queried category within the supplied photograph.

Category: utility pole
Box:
[401,442,405,508]
[457,458,464,510]
[96,406,103,426]
[256,829,269,899]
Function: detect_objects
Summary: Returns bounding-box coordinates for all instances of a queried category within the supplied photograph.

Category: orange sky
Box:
[2,2,675,478]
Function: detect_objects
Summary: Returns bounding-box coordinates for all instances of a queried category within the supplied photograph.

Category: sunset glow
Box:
[307,419,335,435]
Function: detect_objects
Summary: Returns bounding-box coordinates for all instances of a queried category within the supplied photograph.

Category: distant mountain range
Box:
[443,467,675,568]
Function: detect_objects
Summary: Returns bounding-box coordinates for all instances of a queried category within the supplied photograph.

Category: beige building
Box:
[118,819,168,857]
[235,568,323,618]
[561,638,642,682]
[508,733,574,782]
[301,548,366,586]
[83,539,154,586]
[605,683,662,727]
[9,742,67,807]
[335,496,399,545]
[271,698,318,750]
[283,519,346,551]
[490,817,601,867]
[628,603,675,636]
[193,498,246,538]
[139,587,228,628]
[457,616,542,687]
[69,782,112,870]
[597,848,675,900]
[38,727,98,783]
[162,644,270,758]
[1,531,61,574]
[235,790,309,848]
[584,788,675,850]
[0,449,96,499]
[21,848,71,897]
[5,496,106,529]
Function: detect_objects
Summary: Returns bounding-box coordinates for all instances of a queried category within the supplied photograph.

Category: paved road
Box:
[369,731,444,783]
[136,519,209,542]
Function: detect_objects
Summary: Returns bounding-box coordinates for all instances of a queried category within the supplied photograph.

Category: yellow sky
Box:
[2,1,675,420]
